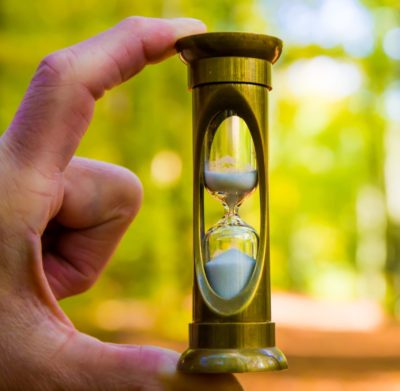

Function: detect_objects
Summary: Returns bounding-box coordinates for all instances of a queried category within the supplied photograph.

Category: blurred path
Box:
[120,293,400,390]
[123,323,400,390]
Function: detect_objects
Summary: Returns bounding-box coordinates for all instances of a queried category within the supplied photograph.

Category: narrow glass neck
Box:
[223,202,239,217]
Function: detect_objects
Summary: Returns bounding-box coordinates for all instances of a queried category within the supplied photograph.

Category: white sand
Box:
[205,248,256,299]
[204,170,257,193]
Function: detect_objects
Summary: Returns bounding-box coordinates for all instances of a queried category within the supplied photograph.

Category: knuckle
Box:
[112,167,143,220]
[36,50,74,84]
[74,275,95,294]
[72,263,98,294]
[120,16,147,30]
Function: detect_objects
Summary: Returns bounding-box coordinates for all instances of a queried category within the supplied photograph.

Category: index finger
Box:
[2,17,206,173]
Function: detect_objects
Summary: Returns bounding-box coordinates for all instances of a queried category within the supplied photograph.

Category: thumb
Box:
[64,332,243,391]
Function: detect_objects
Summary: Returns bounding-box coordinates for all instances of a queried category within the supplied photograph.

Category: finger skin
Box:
[59,332,244,391]
[3,17,206,174]
[43,157,143,299]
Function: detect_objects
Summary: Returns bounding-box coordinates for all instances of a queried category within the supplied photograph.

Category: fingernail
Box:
[158,348,180,375]
[168,18,207,39]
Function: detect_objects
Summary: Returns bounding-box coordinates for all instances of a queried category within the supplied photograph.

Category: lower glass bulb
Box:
[205,217,258,299]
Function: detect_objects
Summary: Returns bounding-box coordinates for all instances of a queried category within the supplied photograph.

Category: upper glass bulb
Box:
[204,112,257,211]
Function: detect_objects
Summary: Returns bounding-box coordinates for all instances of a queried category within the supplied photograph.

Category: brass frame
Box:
[176,33,287,373]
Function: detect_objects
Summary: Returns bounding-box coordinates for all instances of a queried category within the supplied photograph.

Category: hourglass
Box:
[176,33,287,373]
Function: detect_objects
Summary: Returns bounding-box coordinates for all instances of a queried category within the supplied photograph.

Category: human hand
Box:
[0,17,243,391]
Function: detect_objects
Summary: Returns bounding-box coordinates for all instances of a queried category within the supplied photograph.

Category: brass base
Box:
[177,347,288,373]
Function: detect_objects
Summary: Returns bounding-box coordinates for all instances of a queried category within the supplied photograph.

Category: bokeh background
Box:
[1,0,400,389]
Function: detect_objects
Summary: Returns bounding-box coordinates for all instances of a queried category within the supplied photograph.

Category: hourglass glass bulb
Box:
[204,114,258,212]
[203,113,259,299]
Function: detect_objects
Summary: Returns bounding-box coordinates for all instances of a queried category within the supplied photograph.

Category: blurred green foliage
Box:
[0,0,399,339]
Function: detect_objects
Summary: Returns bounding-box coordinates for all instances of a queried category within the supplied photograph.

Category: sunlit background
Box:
[1,0,399,389]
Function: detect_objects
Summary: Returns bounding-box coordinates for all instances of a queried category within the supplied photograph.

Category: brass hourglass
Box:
[176,32,287,373]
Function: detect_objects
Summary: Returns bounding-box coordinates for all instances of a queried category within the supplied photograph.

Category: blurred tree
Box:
[0,0,399,339]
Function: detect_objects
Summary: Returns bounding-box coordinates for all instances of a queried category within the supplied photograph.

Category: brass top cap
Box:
[176,32,283,65]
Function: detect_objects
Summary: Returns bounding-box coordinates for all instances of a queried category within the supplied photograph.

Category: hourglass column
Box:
[176,32,287,373]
